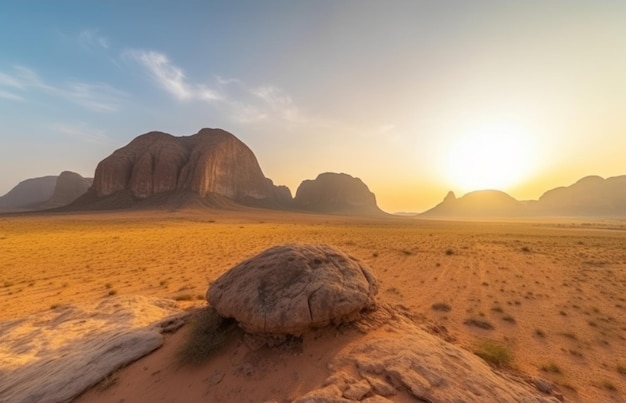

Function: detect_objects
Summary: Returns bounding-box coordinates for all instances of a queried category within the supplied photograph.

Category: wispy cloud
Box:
[53,122,112,145]
[78,29,109,50]
[0,65,126,112]
[0,89,23,101]
[124,49,305,125]
[123,49,220,101]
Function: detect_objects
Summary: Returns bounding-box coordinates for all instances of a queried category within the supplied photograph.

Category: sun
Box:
[444,124,535,192]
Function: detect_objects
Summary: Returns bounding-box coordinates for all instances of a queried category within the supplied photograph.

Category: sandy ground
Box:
[1,209,625,401]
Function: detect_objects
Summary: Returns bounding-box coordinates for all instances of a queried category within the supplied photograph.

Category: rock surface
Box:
[421,189,523,218]
[294,172,384,215]
[307,323,559,402]
[40,171,93,209]
[0,175,57,210]
[0,295,186,403]
[207,244,378,335]
[89,128,291,208]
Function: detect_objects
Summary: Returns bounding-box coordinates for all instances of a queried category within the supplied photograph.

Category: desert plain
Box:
[1,209,625,402]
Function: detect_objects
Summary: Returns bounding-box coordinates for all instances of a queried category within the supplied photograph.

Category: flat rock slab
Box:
[308,321,560,403]
[0,295,185,403]
[208,244,378,335]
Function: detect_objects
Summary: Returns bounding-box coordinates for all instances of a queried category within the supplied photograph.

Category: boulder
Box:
[207,244,378,335]
[294,172,384,215]
[90,128,291,208]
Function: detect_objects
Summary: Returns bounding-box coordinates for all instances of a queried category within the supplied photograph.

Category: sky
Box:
[1,1,626,212]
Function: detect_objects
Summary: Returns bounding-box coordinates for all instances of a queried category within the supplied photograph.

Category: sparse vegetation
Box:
[602,380,617,391]
[431,302,452,312]
[535,329,546,337]
[521,246,531,253]
[501,315,516,324]
[617,364,626,376]
[107,290,117,296]
[178,307,239,366]
[464,318,494,330]
[540,362,562,374]
[445,249,454,255]
[474,340,512,367]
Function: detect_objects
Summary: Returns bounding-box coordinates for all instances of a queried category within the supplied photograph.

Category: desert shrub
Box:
[107,290,117,296]
[474,340,512,367]
[602,380,617,391]
[431,302,452,312]
[540,362,562,374]
[617,364,626,375]
[178,307,238,366]
[502,315,516,324]
[464,318,494,330]
[535,329,546,337]
[521,246,531,253]
[445,249,454,256]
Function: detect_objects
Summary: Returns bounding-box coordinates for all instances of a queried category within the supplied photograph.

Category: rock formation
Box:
[84,128,291,209]
[300,326,560,402]
[0,176,57,211]
[534,175,626,216]
[421,189,523,218]
[294,172,384,215]
[0,296,186,403]
[40,171,93,209]
[207,244,378,335]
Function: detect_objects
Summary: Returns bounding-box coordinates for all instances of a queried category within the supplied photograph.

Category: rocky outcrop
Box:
[421,190,523,218]
[294,173,384,215]
[40,171,93,209]
[534,175,626,216]
[306,329,559,402]
[90,128,291,208]
[207,244,379,336]
[0,176,57,210]
[0,296,186,403]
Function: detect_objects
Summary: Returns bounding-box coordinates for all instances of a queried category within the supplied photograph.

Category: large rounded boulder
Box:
[207,244,379,335]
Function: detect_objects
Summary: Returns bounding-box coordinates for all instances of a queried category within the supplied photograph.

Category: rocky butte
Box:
[81,128,291,209]
[294,172,385,216]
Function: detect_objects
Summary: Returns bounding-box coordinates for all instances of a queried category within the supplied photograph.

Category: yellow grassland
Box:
[1,210,625,401]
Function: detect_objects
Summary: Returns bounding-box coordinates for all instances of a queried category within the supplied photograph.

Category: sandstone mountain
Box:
[421,175,626,218]
[0,176,58,211]
[421,190,524,218]
[77,128,291,209]
[40,171,93,209]
[534,175,626,216]
[294,172,384,216]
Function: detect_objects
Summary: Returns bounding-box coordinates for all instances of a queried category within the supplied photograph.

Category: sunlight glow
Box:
[444,124,535,192]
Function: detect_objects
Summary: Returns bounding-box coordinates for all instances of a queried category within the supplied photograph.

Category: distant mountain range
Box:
[0,172,92,212]
[422,175,626,218]
[1,127,625,217]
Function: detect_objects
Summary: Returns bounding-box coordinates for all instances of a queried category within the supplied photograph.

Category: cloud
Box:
[0,89,23,101]
[124,49,200,101]
[78,29,109,50]
[53,122,112,145]
[125,49,307,125]
[0,66,126,112]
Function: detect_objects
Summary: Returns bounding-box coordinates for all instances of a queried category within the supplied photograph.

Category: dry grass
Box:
[1,211,625,402]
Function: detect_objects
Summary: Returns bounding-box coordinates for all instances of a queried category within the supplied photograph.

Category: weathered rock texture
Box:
[0,296,186,403]
[90,128,291,208]
[40,171,93,209]
[294,172,384,215]
[0,175,57,210]
[535,174,626,216]
[207,244,378,335]
[421,190,523,218]
[300,318,560,403]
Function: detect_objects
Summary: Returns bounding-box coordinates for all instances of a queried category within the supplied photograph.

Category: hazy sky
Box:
[1,1,625,212]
